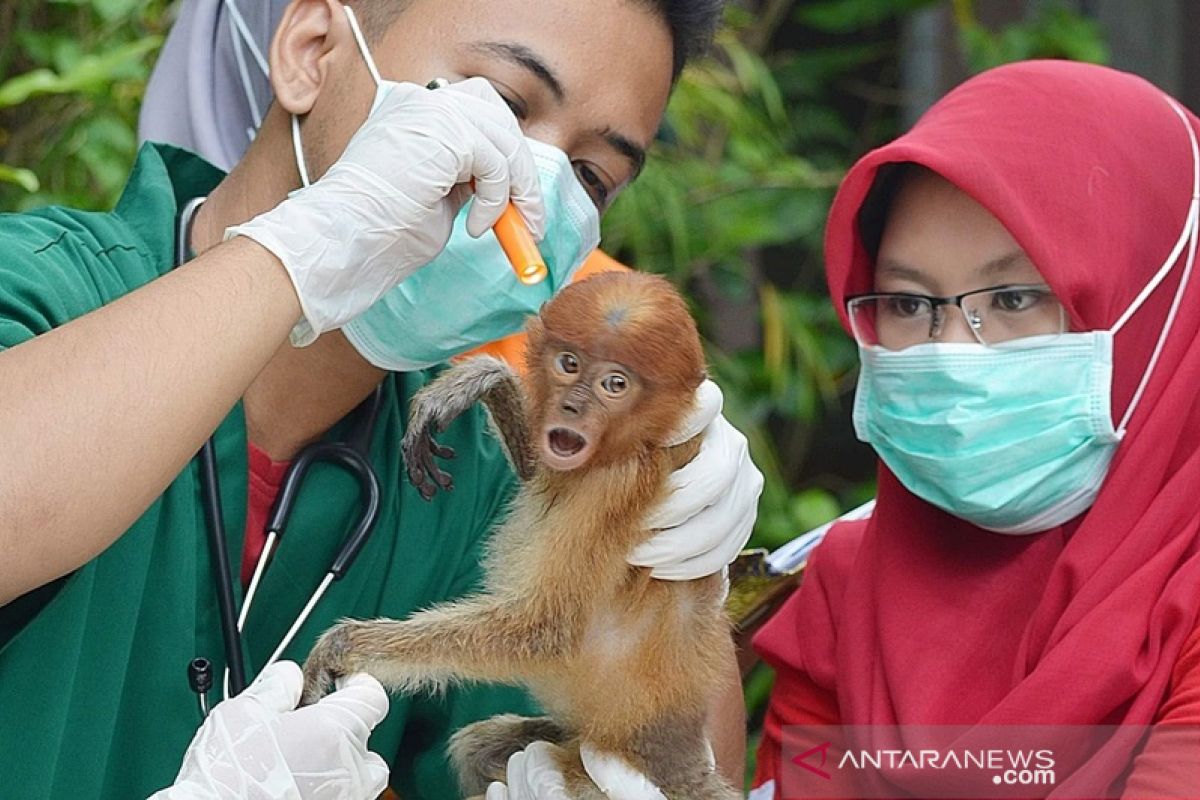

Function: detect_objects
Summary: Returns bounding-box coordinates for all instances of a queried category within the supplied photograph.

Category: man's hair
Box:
[352,0,724,80]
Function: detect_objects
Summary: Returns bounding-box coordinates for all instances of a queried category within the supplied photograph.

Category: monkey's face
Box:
[538,347,645,471]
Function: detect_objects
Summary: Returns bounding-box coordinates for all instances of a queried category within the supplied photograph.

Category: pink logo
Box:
[793,741,833,780]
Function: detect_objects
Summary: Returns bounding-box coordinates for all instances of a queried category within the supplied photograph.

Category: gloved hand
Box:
[484,741,668,800]
[228,77,545,346]
[152,661,390,800]
[629,380,764,581]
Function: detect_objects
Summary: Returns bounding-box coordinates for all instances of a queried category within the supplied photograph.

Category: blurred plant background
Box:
[0,0,1117,791]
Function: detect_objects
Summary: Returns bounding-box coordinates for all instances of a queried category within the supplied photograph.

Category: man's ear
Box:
[269,0,344,115]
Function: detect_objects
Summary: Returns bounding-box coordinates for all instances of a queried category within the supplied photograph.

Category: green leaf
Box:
[91,0,143,22]
[0,164,40,193]
[0,35,162,109]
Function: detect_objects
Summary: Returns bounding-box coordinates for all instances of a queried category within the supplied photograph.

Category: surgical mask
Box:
[289,5,601,370]
[852,96,1199,535]
[343,138,600,370]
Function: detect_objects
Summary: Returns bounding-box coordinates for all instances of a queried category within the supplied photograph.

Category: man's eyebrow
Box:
[599,128,647,181]
[469,41,564,103]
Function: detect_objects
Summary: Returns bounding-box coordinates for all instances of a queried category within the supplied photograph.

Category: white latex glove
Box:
[152,661,390,800]
[628,380,764,581]
[484,741,669,800]
[228,76,545,346]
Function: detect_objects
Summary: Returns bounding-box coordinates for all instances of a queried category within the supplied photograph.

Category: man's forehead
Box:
[385,0,673,121]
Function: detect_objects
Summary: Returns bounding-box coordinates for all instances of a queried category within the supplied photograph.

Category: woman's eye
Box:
[992,289,1041,312]
[600,374,628,395]
[883,297,929,318]
[573,162,610,208]
[555,353,579,374]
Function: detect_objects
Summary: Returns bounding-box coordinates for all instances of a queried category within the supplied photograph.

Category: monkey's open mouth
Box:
[548,427,588,457]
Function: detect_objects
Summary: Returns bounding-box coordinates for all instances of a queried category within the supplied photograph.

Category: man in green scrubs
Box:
[0,1,755,798]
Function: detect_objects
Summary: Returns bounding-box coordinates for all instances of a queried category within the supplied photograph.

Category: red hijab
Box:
[782,61,1200,795]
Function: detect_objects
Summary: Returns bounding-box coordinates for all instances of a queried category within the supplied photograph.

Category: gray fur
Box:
[450,714,570,795]
[402,357,537,500]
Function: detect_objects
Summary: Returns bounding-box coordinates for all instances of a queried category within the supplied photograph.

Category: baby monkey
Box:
[302,272,739,799]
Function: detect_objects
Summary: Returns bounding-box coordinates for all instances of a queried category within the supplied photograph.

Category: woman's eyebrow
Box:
[468,41,565,103]
[876,258,927,284]
[976,250,1031,277]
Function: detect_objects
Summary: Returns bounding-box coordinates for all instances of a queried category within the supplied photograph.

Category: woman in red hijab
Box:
[751,60,1200,799]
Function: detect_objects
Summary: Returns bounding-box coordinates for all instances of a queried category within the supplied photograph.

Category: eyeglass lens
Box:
[849,286,1065,349]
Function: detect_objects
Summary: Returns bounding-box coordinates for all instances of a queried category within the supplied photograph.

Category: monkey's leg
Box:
[450,714,571,796]
[301,598,569,703]
[402,356,536,499]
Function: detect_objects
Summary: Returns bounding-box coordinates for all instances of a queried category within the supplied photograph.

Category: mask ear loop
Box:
[342,5,384,88]
[1113,96,1200,435]
[222,0,271,139]
[289,6,382,193]
[291,115,311,189]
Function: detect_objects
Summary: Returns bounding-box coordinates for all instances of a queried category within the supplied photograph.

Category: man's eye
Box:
[498,93,527,120]
[573,162,610,208]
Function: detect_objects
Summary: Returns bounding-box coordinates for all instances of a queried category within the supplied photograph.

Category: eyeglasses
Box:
[845,284,1066,350]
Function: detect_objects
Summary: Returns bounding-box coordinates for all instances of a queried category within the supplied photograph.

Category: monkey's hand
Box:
[403,357,536,500]
[302,620,363,705]
[402,414,458,503]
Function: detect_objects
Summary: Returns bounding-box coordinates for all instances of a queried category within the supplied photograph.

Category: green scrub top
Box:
[0,143,540,799]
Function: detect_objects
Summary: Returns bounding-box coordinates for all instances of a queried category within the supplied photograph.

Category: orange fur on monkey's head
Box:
[522,272,706,472]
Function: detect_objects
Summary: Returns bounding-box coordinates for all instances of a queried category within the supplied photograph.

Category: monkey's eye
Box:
[555,353,580,375]
[600,373,628,396]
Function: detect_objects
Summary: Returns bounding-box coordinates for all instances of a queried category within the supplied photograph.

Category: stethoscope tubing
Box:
[177,197,384,710]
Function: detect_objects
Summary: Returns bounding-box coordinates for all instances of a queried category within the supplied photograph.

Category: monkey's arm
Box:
[402,356,537,500]
[302,596,570,702]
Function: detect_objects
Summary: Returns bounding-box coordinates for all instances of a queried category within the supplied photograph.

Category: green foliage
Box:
[603,5,901,556]
[953,0,1109,72]
[0,0,169,212]
[797,0,939,33]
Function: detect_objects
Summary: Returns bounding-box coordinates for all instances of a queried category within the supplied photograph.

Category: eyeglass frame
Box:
[844,283,1066,348]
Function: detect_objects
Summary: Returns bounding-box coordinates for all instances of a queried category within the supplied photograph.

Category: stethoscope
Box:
[175,197,385,717]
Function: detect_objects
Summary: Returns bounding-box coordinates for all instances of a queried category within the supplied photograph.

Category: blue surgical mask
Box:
[289,5,601,369]
[852,96,1199,535]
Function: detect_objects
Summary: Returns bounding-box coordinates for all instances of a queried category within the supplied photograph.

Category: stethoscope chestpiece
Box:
[188,657,214,719]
